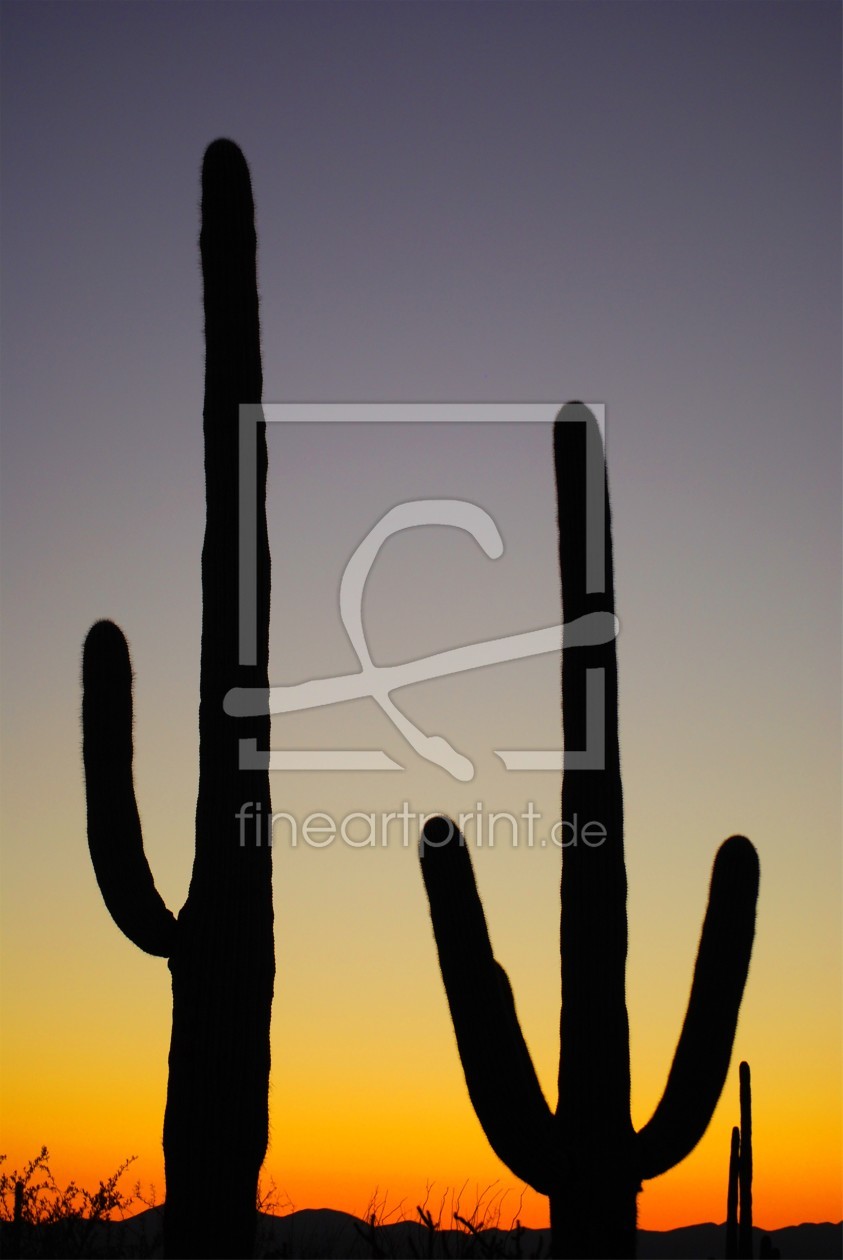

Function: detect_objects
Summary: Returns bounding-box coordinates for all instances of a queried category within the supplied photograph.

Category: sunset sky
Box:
[1,0,840,1235]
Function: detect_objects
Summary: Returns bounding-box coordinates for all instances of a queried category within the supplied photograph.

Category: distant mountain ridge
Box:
[5,1204,840,1258]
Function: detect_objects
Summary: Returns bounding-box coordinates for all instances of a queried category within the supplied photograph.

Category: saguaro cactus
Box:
[726,1061,754,1259]
[82,139,273,1259]
[727,1125,741,1258]
[738,1061,754,1258]
[420,405,759,1258]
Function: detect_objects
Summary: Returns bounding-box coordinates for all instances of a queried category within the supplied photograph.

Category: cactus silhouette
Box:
[738,1061,754,1258]
[82,139,273,1259]
[420,404,759,1258]
[726,1061,754,1258]
[8,1179,23,1260]
[727,1124,741,1258]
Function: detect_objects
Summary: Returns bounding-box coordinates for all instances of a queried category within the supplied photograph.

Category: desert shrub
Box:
[0,1147,155,1258]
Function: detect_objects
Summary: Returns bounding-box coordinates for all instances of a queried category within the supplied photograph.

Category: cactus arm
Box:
[420,817,558,1193]
[635,836,759,1180]
[82,619,177,957]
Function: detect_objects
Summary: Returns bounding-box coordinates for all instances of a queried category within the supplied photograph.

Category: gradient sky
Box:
[1,0,840,1234]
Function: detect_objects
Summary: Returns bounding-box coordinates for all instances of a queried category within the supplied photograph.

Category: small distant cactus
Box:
[739,1061,754,1258]
[7,1179,24,1260]
[727,1125,741,1258]
[420,405,760,1258]
[727,1060,755,1259]
[81,140,272,1258]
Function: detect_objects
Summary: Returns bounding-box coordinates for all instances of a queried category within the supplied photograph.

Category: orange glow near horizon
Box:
[2,848,841,1236]
[3,1061,841,1234]
[3,1136,841,1236]
[2,801,840,1238]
